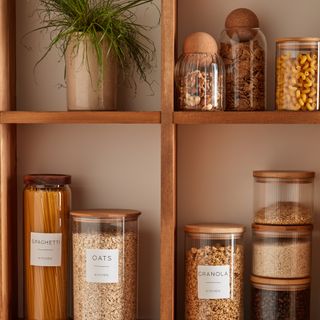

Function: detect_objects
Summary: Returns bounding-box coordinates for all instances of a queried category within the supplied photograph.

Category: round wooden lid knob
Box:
[183,32,218,54]
[225,8,259,29]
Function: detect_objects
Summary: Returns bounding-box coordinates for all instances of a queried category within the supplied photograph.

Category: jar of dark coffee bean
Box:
[251,276,310,320]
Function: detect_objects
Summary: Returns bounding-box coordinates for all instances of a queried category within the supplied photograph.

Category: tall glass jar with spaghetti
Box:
[276,38,320,111]
[24,174,71,320]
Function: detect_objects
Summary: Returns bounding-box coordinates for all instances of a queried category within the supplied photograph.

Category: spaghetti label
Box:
[30,232,62,267]
[86,249,119,283]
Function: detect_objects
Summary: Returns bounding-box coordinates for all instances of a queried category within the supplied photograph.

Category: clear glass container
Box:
[276,38,320,111]
[253,171,314,225]
[220,27,267,111]
[175,32,225,111]
[185,223,245,320]
[251,276,310,320]
[252,224,312,279]
[71,209,141,320]
[24,174,71,320]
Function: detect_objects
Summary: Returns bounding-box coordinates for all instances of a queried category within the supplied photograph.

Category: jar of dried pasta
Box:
[253,171,315,225]
[276,38,320,111]
[175,32,225,111]
[71,209,141,320]
[185,223,245,320]
[24,174,71,320]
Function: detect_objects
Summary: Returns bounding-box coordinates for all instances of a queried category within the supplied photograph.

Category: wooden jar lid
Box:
[276,37,320,43]
[225,8,259,29]
[251,275,311,287]
[252,223,313,233]
[185,223,245,234]
[71,209,141,220]
[24,174,71,185]
[183,32,218,54]
[253,170,315,179]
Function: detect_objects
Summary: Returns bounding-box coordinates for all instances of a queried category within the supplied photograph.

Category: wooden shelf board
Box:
[0,111,161,124]
[174,111,320,124]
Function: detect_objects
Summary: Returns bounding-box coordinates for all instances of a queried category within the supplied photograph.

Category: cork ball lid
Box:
[183,32,218,54]
[225,8,259,29]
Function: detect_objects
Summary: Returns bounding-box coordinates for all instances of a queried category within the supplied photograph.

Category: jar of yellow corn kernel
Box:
[276,38,320,111]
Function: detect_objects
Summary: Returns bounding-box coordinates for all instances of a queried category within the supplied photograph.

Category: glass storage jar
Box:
[175,32,225,111]
[253,171,314,225]
[24,174,71,320]
[71,209,141,320]
[251,276,310,320]
[220,8,267,111]
[185,223,245,320]
[252,224,312,279]
[276,38,320,111]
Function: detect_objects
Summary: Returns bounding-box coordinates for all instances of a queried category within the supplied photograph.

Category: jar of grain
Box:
[71,209,141,320]
[24,174,71,320]
[220,8,267,111]
[276,38,320,111]
[251,276,310,320]
[175,32,225,111]
[185,223,245,320]
[253,171,315,225]
[252,224,312,279]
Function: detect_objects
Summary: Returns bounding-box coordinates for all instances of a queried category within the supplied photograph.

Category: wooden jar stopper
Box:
[183,32,218,54]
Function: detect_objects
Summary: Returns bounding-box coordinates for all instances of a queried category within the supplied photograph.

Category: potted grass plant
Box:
[34,0,157,111]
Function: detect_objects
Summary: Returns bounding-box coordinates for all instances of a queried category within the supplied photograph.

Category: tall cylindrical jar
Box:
[71,209,141,320]
[253,171,315,225]
[175,32,225,111]
[185,224,245,320]
[220,8,267,111]
[276,38,320,111]
[24,174,71,320]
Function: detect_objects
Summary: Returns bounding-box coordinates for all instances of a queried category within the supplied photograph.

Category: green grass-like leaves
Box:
[34,0,157,84]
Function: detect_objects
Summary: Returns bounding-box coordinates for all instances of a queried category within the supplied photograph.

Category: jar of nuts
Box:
[185,223,245,320]
[71,209,141,320]
[251,276,310,320]
[175,32,225,111]
[253,171,315,225]
[220,8,267,111]
[276,38,320,111]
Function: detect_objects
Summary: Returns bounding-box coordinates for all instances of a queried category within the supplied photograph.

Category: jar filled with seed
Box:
[276,38,320,111]
[175,32,225,111]
[252,224,312,279]
[71,209,141,320]
[185,223,245,320]
[253,171,315,225]
[251,276,311,320]
[220,8,267,111]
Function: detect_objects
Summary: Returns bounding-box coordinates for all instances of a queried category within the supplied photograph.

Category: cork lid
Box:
[71,209,141,220]
[185,223,245,234]
[252,223,313,238]
[225,8,259,29]
[251,275,311,287]
[24,174,71,185]
[183,32,218,54]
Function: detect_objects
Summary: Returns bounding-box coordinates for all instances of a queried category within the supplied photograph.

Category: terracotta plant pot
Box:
[66,36,117,111]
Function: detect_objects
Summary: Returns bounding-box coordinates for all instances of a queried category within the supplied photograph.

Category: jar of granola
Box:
[175,32,225,111]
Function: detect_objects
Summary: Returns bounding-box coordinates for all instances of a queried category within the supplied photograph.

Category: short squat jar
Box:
[252,224,312,279]
[185,224,245,320]
[71,209,141,320]
[175,32,225,111]
[220,8,267,111]
[276,38,320,111]
[251,276,310,320]
[253,171,315,225]
[24,174,71,320]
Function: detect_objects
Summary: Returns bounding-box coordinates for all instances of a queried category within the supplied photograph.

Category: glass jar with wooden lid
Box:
[253,170,315,225]
[184,223,245,320]
[252,224,312,279]
[71,209,141,320]
[251,276,310,320]
[276,38,320,111]
[24,174,71,320]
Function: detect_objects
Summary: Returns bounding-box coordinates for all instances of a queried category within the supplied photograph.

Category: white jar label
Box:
[86,249,119,283]
[30,232,62,267]
[197,265,230,299]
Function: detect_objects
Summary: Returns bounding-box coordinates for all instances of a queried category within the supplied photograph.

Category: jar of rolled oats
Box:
[175,32,225,111]
[71,209,141,320]
[184,223,245,320]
